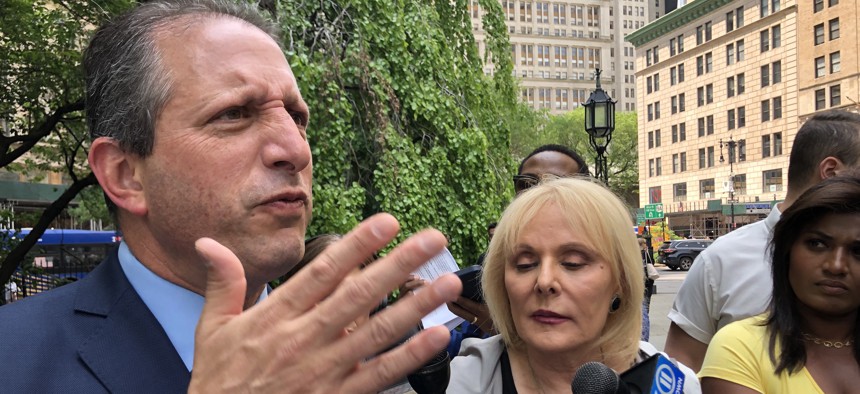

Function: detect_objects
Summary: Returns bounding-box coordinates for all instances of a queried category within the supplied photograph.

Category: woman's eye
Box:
[806,239,826,249]
[561,261,585,270]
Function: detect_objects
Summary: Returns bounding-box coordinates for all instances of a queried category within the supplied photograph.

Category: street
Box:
[648,265,688,351]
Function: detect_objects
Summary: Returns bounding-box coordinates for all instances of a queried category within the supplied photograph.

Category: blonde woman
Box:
[447,177,699,393]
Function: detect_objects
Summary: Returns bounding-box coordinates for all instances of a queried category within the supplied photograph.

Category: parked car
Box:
[657,239,713,271]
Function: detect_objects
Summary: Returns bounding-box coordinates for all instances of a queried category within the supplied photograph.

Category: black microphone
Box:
[571,354,687,394]
[571,361,629,394]
[406,348,450,394]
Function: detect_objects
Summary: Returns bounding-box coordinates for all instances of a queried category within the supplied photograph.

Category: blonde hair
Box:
[481,177,643,370]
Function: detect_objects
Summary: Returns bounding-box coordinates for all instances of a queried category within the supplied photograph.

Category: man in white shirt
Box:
[664,110,860,371]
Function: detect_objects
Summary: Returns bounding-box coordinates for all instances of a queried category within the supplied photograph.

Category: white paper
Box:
[413,247,464,330]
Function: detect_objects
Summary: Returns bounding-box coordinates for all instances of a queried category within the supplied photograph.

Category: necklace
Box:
[801,332,853,349]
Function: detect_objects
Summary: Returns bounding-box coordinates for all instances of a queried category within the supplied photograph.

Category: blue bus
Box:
[3,229,121,296]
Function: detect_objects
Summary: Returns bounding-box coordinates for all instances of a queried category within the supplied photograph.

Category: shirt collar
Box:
[117,241,267,371]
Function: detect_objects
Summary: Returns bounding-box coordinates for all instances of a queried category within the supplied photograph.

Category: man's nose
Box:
[261,110,311,173]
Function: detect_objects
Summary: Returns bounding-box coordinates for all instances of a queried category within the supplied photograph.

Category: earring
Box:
[609,294,621,313]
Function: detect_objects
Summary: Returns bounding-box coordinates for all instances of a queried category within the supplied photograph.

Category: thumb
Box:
[194,237,247,337]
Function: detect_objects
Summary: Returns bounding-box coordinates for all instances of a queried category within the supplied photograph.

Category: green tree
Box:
[510,107,639,206]
[0,0,134,287]
[280,0,519,263]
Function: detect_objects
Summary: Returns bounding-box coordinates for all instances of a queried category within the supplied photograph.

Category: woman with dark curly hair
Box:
[700,174,860,393]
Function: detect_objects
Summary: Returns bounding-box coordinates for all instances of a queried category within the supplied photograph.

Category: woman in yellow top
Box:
[700,174,860,393]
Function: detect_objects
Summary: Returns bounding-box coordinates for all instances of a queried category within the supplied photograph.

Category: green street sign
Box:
[636,213,646,224]
[644,203,664,219]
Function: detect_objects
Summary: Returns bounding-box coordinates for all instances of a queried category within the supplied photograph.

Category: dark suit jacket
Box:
[0,251,191,393]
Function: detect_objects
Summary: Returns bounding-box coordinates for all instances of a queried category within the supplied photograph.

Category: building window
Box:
[737,40,745,61]
[830,0,838,6]
[831,84,842,107]
[708,115,714,135]
[772,25,781,48]
[649,159,655,177]
[700,179,715,199]
[726,43,735,65]
[773,96,782,119]
[829,18,840,40]
[738,139,747,162]
[761,64,770,87]
[738,106,746,127]
[736,6,745,28]
[762,100,770,122]
[734,174,747,195]
[814,0,824,12]
[707,146,715,167]
[680,123,687,141]
[655,129,661,147]
[656,157,662,176]
[760,0,769,17]
[697,87,704,106]
[727,76,735,97]
[773,61,782,83]
[672,153,679,173]
[726,11,735,33]
[655,102,661,119]
[654,73,660,91]
[762,134,771,157]
[674,182,687,202]
[760,30,770,52]
[648,131,654,148]
[815,88,827,110]
[815,24,825,45]
[698,118,705,137]
[697,56,704,76]
[698,148,706,169]
[706,52,713,73]
[738,73,745,94]
[672,125,679,143]
[648,104,654,121]
[679,93,686,112]
[670,67,677,85]
[678,63,685,82]
[763,169,783,192]
[706,84,713,104]
[681,152,687,171]
[774,132,782,155]
[815,56,826,78]
[677,34,685,53]
[728,109,736,130]
[830,52,841,73]
[649,186,661,203]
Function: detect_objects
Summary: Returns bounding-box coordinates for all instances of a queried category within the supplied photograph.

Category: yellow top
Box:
[699,315,825,394]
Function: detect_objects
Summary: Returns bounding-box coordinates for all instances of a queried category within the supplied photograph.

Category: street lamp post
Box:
[719,137,737,232]
[583,68,617,185]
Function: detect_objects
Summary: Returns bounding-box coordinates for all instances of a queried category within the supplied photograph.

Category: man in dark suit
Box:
[0,1,460,392]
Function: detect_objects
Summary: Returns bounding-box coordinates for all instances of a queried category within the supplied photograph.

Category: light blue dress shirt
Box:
[117,241,268,371]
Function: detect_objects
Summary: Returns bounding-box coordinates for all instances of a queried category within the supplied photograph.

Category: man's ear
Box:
[818,156,843,180]
[88,137,148,217]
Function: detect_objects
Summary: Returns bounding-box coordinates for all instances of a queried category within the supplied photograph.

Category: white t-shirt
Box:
[668,207,781,344]
[3,281,17,303]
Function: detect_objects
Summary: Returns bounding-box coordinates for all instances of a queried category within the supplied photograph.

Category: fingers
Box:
[341,325,451,393]
[194,238,247,337]
[335,273,461,362]
[270,213,400,318]
[310,228,450,335]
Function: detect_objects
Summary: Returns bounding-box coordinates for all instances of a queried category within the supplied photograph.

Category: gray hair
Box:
[84,0,280,156]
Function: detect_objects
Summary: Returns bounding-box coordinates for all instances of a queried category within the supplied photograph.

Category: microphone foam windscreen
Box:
[571,361,623,394]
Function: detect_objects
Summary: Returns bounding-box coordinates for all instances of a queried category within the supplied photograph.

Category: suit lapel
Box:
[74,253,191,393]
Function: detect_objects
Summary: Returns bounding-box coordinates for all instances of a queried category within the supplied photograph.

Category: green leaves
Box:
[282,0,516,264]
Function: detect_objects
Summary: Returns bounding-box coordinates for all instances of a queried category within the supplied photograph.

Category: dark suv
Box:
[657,240,713,271]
